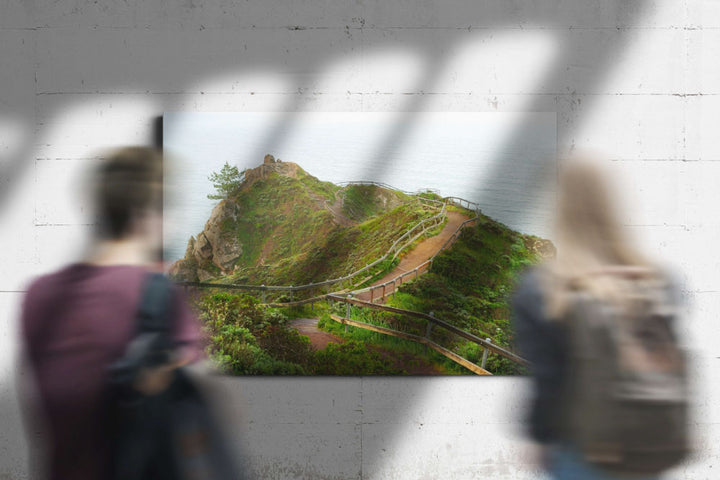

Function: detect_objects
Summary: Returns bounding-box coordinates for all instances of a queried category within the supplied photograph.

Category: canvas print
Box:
[163,112,556,375]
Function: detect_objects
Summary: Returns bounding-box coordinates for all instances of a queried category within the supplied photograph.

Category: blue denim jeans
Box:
[548,445,660,480]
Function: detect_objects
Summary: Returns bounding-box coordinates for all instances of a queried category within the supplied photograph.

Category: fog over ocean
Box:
[163,112,556,263]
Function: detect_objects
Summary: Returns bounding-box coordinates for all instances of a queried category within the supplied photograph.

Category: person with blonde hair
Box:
[512,157,689,479]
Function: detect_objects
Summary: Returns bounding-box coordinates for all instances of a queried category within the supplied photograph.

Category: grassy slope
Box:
[384,212,550,374]
[200,170,436,286]
[187,165,552,375]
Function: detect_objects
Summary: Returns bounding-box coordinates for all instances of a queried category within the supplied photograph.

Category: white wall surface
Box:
[1,1,718,478]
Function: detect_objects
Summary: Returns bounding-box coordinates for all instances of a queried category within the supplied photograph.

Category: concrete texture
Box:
[1,1,718,478]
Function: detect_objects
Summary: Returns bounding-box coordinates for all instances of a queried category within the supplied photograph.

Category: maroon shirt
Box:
[20,263,202,480]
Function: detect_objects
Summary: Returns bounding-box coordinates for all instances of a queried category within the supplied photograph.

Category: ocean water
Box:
[163,112,557,263]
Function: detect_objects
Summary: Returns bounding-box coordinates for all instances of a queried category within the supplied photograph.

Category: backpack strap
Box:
[136,273,174,335]
[109,273,176,385]
[130,273,177,368]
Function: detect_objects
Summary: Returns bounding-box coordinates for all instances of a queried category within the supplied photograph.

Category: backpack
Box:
[562,269,690,476]
[105,273,242,480]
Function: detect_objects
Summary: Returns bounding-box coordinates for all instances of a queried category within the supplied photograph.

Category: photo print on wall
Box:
[163,112,557,375]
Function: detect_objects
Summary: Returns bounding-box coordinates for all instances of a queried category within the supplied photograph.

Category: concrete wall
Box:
[1,1,718,478]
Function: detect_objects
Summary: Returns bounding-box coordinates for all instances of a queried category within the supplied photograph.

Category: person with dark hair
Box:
[19,147,202,480]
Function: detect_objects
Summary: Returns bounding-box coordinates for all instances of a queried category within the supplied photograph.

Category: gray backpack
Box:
[562,270,690,476]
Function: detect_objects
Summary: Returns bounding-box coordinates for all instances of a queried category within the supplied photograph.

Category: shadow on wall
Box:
[2,1,650,478]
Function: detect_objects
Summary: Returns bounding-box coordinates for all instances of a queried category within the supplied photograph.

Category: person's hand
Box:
[133,362,177,396]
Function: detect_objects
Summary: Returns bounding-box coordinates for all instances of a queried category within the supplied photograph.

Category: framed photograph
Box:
[163,112,556,375]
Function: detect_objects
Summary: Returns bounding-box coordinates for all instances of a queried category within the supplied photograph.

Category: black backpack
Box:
[562,269,690,476]
[105,273,242,480]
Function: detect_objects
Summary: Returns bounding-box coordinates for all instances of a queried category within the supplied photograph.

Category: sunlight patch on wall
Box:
[430,30,559,97]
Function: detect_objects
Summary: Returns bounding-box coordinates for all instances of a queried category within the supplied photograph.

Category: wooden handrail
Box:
[337,180,445,204]
[327,294,527,366]
[178,199,447,293]
[328,314,491,375]
[178,198,479,304]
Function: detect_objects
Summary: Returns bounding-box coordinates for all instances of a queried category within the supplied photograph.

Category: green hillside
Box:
[172,157,553,376]
[385,211,554,374]
[169,158,438,287]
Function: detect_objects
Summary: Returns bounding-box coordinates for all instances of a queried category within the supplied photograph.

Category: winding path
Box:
[355,210,470,301]
[290,318,343,350]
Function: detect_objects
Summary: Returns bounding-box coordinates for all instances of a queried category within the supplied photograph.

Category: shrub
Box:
[313,340,403,375]
[207,162,245,199]
[256,325,315,366]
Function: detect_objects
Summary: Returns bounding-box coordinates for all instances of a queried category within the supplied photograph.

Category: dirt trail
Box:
[290,318,343,350]
[355,210,470,301]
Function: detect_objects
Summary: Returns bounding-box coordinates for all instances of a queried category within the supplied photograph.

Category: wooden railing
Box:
[175,192,522,374]
[337,180,445,206]
[177,194,485,305]
[326,294,527,373]
[175,191,525,374]
[351,199,481,304]
[327,313,491,375]
[177,197,447,299]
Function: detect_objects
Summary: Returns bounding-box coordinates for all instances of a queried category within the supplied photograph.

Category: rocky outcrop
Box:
[168,237,199,281]
[199,200,243,271]
[168,157,443,285]
[242,159,302,187]
[375,187,404,211]
[170,199,244,281]
[526,237,556,259]
[171,157,314,282]
[193,232,213,262]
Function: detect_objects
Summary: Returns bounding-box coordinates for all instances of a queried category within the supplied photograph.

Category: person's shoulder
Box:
[23,265,76,302]
[24,263,144,297]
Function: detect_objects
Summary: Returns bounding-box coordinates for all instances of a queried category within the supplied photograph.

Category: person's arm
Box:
[17,279,53,480]
[169,285,204,365]
[511,269,568,446]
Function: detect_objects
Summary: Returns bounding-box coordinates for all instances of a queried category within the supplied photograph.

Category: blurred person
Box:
[512,157,690,480]
[18,147,202,480]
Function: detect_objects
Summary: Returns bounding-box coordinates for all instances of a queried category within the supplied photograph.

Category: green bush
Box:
[207,162,245,199]
[317,313,330,329]
[199,291,312,375]
[256,325,315,366]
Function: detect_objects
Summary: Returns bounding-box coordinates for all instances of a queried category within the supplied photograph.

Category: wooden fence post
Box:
[481,338,492,369]
[345,294,352,333]
[261,285,266,304]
